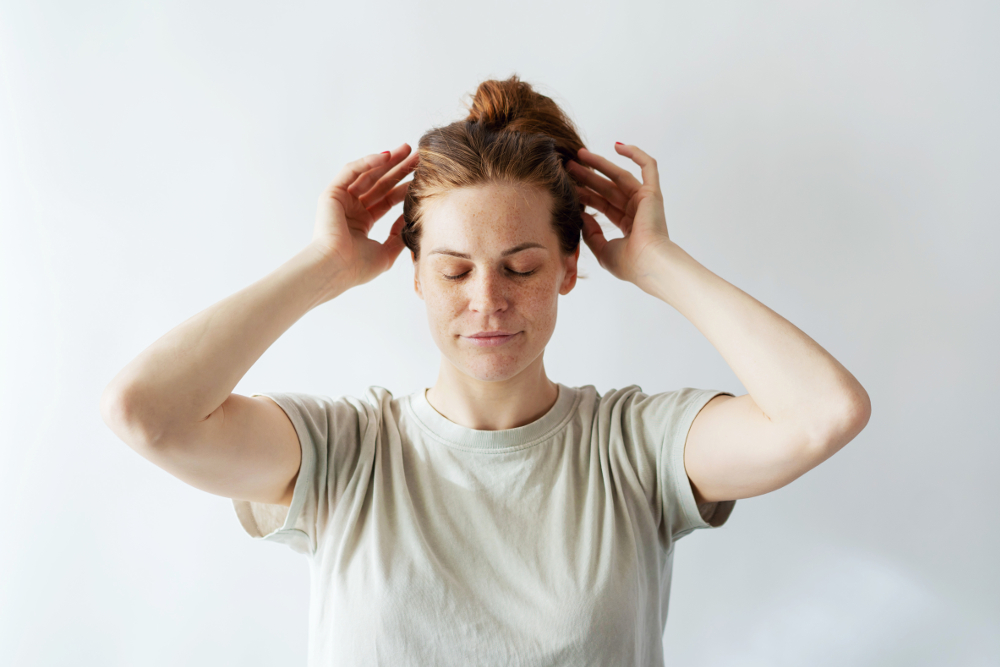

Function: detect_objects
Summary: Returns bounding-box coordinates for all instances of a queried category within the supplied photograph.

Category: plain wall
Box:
[1,0,997,664]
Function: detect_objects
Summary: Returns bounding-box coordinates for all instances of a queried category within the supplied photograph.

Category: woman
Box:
[101,75,870,665]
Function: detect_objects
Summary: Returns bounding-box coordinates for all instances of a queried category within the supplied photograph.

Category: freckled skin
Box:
[412,182,580,430]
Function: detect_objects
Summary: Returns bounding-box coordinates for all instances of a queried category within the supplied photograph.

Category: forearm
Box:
[101,243,353,445]
[634,241,870,442]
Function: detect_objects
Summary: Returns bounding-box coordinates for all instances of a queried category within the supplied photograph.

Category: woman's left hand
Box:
[566,143,674,285]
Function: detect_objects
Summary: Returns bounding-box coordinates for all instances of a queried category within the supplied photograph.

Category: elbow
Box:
[100,381,131,434]
[842,385,872,434]
[812,388,872,455]
[99,382,167,451]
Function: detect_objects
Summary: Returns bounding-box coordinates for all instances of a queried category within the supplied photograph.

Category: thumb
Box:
[378,213,408,269]
[581,211,609,268]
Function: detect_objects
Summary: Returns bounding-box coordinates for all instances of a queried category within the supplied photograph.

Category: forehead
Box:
[420,183,555,253]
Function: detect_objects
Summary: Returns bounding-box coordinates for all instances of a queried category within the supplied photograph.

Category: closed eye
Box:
[443,268,537,281]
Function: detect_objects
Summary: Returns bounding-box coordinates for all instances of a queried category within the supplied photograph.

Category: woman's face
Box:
[412,182,579,383]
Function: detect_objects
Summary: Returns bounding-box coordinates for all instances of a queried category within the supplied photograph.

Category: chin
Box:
[455,356,528,383]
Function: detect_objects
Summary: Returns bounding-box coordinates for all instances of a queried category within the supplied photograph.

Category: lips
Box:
[462,331,521,347]
[468,331,518,338]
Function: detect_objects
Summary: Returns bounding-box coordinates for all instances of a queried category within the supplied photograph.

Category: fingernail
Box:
[381,151,391,155]
[615,142,624,145]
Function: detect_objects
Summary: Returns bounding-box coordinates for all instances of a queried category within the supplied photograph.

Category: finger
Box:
[366,179,411,220]
[327,150,393,193]
[377,213,407,269]
[580,211,609,267]
[359,150,419,208]
[348,143,412,197]
[575,147,642,199]
[576,185,625,227]
[614,143,661,194]
[566,159,630,211]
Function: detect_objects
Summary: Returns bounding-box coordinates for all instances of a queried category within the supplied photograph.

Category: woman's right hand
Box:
[311,143,419,287]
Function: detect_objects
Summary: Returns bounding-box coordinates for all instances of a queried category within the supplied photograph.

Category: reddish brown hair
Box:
[402,75,587,260]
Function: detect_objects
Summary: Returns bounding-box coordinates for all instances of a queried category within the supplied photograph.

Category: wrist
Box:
[294,243,358,309]
[632,240,689,302]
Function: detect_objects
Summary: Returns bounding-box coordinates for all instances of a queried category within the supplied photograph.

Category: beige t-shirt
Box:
[233,382,736,666]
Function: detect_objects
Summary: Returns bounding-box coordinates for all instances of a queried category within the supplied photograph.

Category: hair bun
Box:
[465,75,536,131]
[463,74,585,162]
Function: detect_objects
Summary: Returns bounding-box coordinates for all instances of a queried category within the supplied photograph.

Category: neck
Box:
[425,358,559,431]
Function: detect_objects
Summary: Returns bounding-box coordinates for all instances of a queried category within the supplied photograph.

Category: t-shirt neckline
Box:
[406,382,578,451]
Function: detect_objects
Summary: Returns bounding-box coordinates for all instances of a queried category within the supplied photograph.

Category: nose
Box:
[467,268,508,314]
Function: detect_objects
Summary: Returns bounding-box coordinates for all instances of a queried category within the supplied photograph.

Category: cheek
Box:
[520,281,561,323]
[423,287,465,324]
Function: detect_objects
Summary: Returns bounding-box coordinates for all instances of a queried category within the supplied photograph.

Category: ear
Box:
[412,252,424,300]
[559,245,580,295]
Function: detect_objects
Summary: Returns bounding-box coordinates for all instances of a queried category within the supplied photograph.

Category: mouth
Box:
[467,330,518,338]
[461,332,521,347]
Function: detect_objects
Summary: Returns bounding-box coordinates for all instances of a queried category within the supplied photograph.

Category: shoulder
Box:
[584,384,733,446]
[256,386,404,428]
[588,384,711,415]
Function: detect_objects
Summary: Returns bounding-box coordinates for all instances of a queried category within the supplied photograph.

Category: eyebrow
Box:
[427,242,546,259]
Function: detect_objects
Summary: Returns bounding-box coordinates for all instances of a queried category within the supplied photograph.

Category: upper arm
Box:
[683,393,833,504]
[121,393,302,508]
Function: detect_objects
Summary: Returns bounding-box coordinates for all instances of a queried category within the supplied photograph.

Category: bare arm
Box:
[637,241,870,502]
[100,145,417,505]
[100,244,348,448]
[569,142,870,504]
[637,241,870,447]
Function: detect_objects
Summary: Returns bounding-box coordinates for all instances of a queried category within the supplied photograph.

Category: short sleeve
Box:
[626,386,737,544]
[231,391,375,557]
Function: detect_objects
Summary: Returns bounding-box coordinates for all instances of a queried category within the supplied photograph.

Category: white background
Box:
[1,1,997,665]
